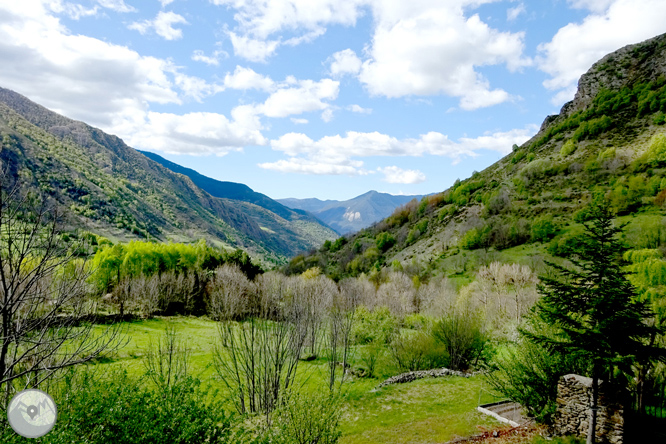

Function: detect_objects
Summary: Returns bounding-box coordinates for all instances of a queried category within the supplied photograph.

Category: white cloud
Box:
[127,110,266,155]
[49,2,99,20]
[258,158,367,175]
[0,1,265,156]
[538,0,666,105]
[378,166,426,184]
[348,104,371,114]
[321,108,334,122]
[129,11,188,41]
[191,49,228,66]
[211,0,364,39]
[567,0,615,12]
[159,0,176,7]
[228,32,280,62]
[223,66,275,91]
[359,3,531,109]
[256,78,339,118]
[329,49,362,76]
[507,3,526,21]
[291,118,308,124]
[96,0,136,13]
[263,125,536,175]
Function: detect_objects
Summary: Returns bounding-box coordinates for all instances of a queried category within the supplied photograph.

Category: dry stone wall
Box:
[553,374,624,444]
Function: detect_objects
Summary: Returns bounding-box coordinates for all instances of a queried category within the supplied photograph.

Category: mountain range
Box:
[0,87,337,264]
[278,191,423,235]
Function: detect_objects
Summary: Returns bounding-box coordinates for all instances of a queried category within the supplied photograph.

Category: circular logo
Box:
[7,389,57,438]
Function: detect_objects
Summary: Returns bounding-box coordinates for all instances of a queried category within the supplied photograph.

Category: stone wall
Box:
[553,374,624,444]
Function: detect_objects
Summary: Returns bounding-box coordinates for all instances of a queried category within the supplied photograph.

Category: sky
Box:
[1,1,665,200]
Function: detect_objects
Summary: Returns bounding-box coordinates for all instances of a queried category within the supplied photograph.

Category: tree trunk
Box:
[587,371,599,444]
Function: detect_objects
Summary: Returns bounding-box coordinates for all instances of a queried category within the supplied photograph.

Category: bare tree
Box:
[0,170,123,405]
[143,323,190,392]
[207,264,254,321]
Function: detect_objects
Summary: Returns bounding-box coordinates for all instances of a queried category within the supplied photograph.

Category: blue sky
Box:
[1,1,665,200]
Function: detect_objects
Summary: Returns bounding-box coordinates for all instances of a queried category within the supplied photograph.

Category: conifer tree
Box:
[525,199,665,444]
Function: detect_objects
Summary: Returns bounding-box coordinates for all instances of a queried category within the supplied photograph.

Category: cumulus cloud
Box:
[0,1,265,156]
[228,32,280,62]
[159,0,176,7]
[290,118,308,124]
[378,166,426,184]
[49,2,99,20]
[96,0,136,13]
[223,66,275,91]
[347,104,371,114]
[260,126,536,175]
[126,110,266,155]
[129,11,188,41]
[538,0,666,105]
[191,49,227,66]
[214,1,529,108]
[256,78,339,118]
[329,49,362,76]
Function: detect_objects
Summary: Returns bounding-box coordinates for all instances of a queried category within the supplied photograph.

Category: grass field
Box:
[91,316,502,444]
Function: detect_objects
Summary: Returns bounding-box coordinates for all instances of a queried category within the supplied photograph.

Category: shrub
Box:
[376,232,396,252]
[460,227,483,250]
[388,330,449,372]
[560,139,576,157]
[531,215,557,243]
[270,390,342,444]
[3,369,241,444]
[352,306,398,344]
[432,310,488,371]
[643,133,666,166]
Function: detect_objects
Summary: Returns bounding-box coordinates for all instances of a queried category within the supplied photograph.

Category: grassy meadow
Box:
[90,316,502,444]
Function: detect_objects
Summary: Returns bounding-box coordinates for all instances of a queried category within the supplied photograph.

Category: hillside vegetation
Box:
[286,32,666,283]
[0,88,337,264]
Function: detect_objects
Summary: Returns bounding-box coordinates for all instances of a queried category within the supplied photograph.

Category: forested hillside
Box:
[287,32,666,283]
[0,88,337,264]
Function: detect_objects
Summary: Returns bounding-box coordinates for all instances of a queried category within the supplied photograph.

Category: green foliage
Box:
[531,215,557,243]
[330,237,347,253]
[270,390,342,444]
[388,330,449,372]
[352,306,398,345]
[375,232,396,252]
[459,228,483,250]
[643,133,666,166]
[91,240,261,292]
[485,321,589,422]
[432,310,489,371]
[560,139,577,157]
[2,369,240,444]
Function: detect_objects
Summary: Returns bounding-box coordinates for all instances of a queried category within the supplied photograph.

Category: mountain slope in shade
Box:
[279,190,423,234]
[0,87,337,263]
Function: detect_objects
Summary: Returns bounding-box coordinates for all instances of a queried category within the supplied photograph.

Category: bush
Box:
[1,369,242,444]
[352,306,398,344]
[376,232,396,252]
[531,215,557,243]
[270,390,342,444]
[388,330,449,372]
[460,227,484,250]
[560,139,577,157]
[432,310,488,371]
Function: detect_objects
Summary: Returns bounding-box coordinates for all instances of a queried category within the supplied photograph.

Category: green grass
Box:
[90,316,504,444]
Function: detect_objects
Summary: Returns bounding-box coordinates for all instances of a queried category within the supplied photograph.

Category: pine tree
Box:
[524,199,665,444]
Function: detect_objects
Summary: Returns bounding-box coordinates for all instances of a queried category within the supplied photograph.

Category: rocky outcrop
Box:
[553,374,624,444]
[375,367,477,389]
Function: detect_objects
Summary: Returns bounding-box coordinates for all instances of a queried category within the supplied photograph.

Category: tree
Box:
[0,169,123,405]
[524,199,665,444]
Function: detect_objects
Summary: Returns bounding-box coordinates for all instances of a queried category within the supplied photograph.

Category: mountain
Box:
[278,191,423,234]
[284,32,666,280]
[0,87,337,264]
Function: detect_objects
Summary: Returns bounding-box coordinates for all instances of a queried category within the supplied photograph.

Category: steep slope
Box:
[279,190,423,234]
[0,87,336,263]
[286,32,666,280]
